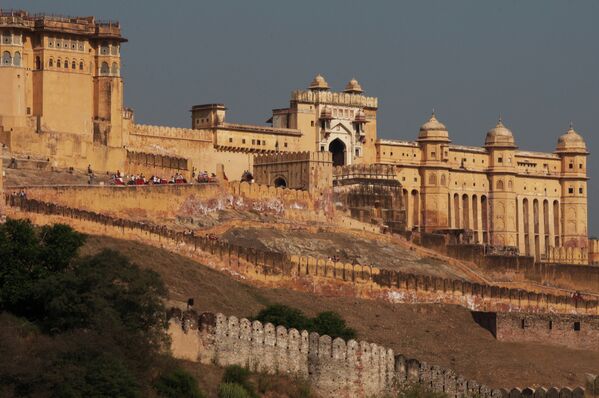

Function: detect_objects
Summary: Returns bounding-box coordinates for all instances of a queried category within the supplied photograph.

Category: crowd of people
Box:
[108,170,195,186]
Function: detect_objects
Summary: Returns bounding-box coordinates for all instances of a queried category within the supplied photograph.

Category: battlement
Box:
[0,9,125,40]
[254,151,332,165]
[333,163,397,180]
[220,122,302,136]
[292,90,378,109]
[543,246,589,265]
[131,123,213,143]
[168,310,597,398]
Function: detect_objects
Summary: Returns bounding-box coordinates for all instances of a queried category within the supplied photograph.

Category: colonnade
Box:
[517,197,560,259]
[401,189,562,260]
[448,193,489,244]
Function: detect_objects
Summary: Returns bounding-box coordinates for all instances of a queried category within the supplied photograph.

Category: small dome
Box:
[485,119,516,148]
[309,74,330,91]
[354,109,366,123]
[320,106,333,119]
[418,112,449,141]
[556,124,587,153]
[344,78,363,94]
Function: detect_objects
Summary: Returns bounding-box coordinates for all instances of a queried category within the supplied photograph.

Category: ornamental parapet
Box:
[292,90,378,109]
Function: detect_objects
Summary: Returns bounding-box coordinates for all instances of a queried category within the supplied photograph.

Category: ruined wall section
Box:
[168,310,597,398]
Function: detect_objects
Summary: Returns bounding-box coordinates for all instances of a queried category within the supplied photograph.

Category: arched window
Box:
[508,180,513,190]
[2,51,12,66]
[2,31,12,44]
[111,62,118,75]
[79,61,84,70]
[13,51,21,67]
[72,60,76,69]
[78,41,84,51]
[496,179,504,190]
[428,173,437,185]
[440,174,446,186]
[48,58,54,68]
[57,59,61,68]
[64,59,69,69]
[100,42,109,55]
[100,61,109,75]
[35,56,41,70]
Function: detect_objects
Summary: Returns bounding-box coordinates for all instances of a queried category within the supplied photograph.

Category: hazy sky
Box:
[7,0,599,233]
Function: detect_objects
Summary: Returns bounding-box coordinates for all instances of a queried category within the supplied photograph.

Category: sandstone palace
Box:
[0,10,590,264]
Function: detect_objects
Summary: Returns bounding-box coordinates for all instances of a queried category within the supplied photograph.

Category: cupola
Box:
[308,74,330,91]
[417,112,450,142]
[485,118,516,148]
[556,123,587,154]
[343,78,363,94]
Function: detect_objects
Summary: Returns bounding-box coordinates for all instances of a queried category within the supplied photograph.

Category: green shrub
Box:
[218,383,252,398]
[312,311,356,340]
[154,368,205,398]
[221,365,256,397]
[253,305,357,340]
[253,304,312,331]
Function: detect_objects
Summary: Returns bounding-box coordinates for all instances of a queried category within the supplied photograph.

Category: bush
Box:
[253,305,356,340]
[218,383,252,398]
[253,304,312,331]
[221,365,256,397]
[154,368,205,398]
[312,311,356,340]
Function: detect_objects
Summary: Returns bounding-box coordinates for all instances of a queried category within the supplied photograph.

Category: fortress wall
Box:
[491,312,599,352]
[14,181,323,221]
[168,310,596,398]
[6,193,599,319]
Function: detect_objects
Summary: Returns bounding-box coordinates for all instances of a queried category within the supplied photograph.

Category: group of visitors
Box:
[9,190,27,199]
[195,170,218,183]
[109,170,189,185]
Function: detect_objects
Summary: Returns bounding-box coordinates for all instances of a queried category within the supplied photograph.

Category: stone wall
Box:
[473,311,599,352]
[12,181,324,222]
[5,194,599,318]
[253,151,332,193]
[125,150,190,179]
[168,310,597,398]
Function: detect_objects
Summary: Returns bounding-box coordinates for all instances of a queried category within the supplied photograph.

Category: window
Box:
[431,151,436,159]
[49,58,54,68]
[320,145,325,151]
[111,62,118,75]
[252,139,255,145]
[579,187,583,194]
[574,322,581,331]
[579,164,583,169]
[13,52,21,67]
[242,139,246,144]
[79,61,84,70]
[310,120,314,126]
[228,137,233,143]
[64,59,69,69]
[569,163,573,169]
[549,320,552,330]
[100,43,109,55]
[568,187,574,194]
[35,56,41,70]
[496,180,504,190]
[498,157,503,163]
[78,41,84,51]
[100,62,109,75]
[284,142,288,148]
[26,107,31,115]
[521,319,525,329]
[355,148,359,157]
[2,32,11,44]
[72,61,76,69]
[48,38,54,48]
[2,51,12,65]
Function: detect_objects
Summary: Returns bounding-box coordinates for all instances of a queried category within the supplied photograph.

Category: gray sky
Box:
[8,0,599,234]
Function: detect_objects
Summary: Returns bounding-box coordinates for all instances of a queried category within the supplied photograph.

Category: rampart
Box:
[543,246,589,265]
[10,182,322,221]
[5,194,599,317]
[168,310,598,398]
[125,150,189,179]
[473,312,599,352]
[130,124,213,142]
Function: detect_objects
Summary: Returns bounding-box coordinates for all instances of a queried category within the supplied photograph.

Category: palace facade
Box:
[0,10,589,261]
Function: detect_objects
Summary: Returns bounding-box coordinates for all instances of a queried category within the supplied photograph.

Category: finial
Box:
[431,108,435,117]
[569,120,574,130]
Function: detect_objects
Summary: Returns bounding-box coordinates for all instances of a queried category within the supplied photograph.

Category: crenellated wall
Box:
[168,310,598,398]
[5,193,599,318]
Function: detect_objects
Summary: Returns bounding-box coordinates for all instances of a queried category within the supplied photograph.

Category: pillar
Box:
[548,201,555,248]
[517,197,526,255]
[476,196,483,244]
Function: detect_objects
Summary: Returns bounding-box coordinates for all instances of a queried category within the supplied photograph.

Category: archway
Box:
[329,138,346,167]
[273,177,287,188]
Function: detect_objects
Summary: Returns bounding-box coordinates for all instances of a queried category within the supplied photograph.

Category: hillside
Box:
[82,234,599,389]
